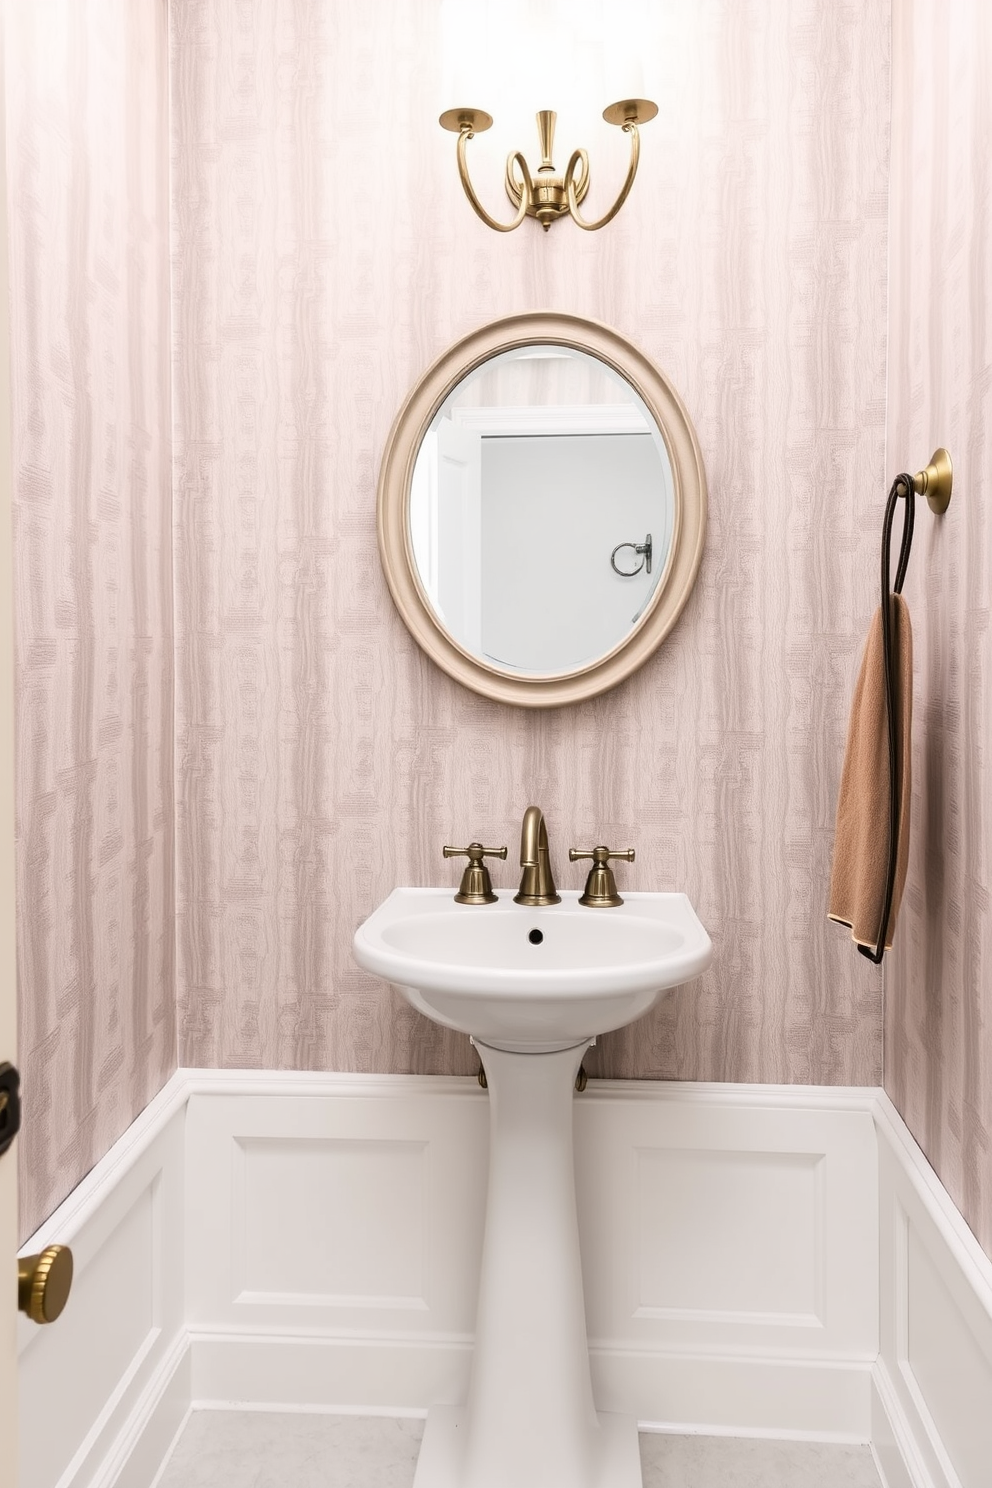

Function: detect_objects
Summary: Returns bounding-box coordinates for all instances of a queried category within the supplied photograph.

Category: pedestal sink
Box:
[353,888,712,1488]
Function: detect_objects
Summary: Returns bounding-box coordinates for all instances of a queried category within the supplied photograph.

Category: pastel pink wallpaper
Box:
[6,0,175,1240]
[8,0,908,1237]
[885,0,992,1258]
[171,0,891,1086]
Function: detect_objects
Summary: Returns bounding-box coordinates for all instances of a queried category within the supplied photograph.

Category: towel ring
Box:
[610,533,652,577]
[858,474,914,964]
[859,449,952,964]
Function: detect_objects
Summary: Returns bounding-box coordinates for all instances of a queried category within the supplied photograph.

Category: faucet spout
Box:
[514,805,561,906]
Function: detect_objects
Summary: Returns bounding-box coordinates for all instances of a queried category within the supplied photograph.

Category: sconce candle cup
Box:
[377,312,707,707]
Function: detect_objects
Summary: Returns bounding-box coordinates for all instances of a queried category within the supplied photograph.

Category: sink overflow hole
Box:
[528,929,544,945]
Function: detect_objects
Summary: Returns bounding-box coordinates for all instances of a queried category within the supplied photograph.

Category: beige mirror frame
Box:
[377,311,707,708]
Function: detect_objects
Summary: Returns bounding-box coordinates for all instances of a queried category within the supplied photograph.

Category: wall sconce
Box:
[439,99,658,233]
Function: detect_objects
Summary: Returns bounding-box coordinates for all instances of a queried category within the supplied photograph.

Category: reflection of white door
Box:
[480,433,665,673]
[436,419,482,655]
[0,76,19,1476]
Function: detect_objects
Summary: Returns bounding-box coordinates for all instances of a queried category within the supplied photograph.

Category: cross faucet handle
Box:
[568,845,635,907]
[443,842,508,905]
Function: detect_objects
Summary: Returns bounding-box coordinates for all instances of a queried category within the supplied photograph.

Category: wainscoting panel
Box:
[17,1080,187,1488]
[575,1085,878,1371]
[634,1146,822,1321]
[184,1074,489,1341]
[874,1093,992,1488]
[16,1074,992,1488]
[234,1136,430,1308]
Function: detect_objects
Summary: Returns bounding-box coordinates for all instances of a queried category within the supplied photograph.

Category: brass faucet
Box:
[514,805,561,906]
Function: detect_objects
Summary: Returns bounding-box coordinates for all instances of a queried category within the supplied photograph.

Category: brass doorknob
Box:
[18,1244,73,1324]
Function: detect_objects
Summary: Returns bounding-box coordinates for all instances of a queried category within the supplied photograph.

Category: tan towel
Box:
[828,596,912,953]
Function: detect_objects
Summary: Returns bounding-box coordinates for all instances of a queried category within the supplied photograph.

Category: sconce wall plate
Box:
[440,100,658,233]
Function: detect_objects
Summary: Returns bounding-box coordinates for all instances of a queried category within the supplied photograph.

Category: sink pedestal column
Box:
[413,1038,642,1488]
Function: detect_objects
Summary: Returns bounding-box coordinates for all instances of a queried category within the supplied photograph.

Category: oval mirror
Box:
[377,312,706,707]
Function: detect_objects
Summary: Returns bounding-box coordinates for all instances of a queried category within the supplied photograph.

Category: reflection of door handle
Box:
[18,1244,74,1324]
[610,532,652,576]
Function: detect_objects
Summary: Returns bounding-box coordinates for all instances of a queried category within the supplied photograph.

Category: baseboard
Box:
[16,1072,992,1487]
[871,1361,930,1488]
[187,1331,471,1413]
[89,1337,191,1488]
[184,1332,872,1443]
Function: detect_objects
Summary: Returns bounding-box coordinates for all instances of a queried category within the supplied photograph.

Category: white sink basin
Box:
[354,887,712,1052]
[354,882,713,1485]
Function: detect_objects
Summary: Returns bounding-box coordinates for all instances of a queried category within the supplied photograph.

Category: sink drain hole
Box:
[528,928,544,945]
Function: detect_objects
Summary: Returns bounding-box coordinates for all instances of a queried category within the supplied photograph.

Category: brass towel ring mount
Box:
[909,448,953,514]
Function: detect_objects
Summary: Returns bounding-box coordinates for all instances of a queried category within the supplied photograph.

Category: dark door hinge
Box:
[0,1062,21,1158]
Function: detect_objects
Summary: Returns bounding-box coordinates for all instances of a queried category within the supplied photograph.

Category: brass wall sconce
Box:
[439,99,658,232]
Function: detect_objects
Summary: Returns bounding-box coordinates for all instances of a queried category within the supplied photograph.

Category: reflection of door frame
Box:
[451,405,675,569]
[0,52,21,1475]
[451,403,648,437]
[435,419,483,655]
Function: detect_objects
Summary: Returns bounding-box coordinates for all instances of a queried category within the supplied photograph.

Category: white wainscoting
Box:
[184,1073,489,1415]
[184,1075,878,1437]
[15,1073,992,1488]
[575,1084,878,1436]
[17,1078,188,1488]
[871,1094,992,1488]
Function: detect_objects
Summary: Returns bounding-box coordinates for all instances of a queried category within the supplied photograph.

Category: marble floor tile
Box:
[155,1410,884,1488]
[154,1410,424,1488]
[639,1431,884,1487]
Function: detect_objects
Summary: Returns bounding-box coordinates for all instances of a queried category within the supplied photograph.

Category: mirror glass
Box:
[377,313,706,708]
[408,346,675,675]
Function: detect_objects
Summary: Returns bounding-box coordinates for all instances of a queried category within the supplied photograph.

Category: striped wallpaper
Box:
[9,0,909,1239]
[885,0,992,1258]
[7,0,174,1240]
[170,0,890,1085]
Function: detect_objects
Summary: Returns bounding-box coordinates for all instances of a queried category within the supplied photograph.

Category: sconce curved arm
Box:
[564,122,641,232]
[455,127,531,232]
